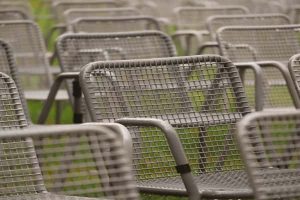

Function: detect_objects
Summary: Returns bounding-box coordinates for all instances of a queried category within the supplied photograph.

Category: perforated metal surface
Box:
[80,55,253,197]
[52,0,119,23]
[175,6,249,31]
[217,25,300,109]
[206,14,291,39]
[71,16,161,33]
[64,7,141,24]
[237,110,300,200]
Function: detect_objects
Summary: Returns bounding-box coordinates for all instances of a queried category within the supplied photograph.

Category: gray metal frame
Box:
[236,109,300,200]
[38,31,176,124]
[172,6,249,55]
[70,16,161,33]
[79,55,254,200]
[216,24,300,111]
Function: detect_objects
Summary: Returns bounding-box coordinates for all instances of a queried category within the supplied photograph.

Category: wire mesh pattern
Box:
[0,20,53,90]
[175,6,249,31]
[0,40,30,121]
[52,0,119,23]
[80,55,253,197]
[71,16,161,33]
[217,25,300,109]
[64,8,141,24]
[206,14,291,39]
[237,110,300,200]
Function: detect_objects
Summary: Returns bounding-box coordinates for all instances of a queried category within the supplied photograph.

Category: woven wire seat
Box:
[172,6,249,55]
[216,25,300,110]
[0,71,139,199]
[70,16,161,33]
[237,109,300,200]
[79,55,254,199]
[64,7,141,25]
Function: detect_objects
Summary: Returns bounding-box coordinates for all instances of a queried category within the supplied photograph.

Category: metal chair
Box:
[0,71,139,199]
[0,20,68,123]
[64,7,141,25]
[199,13,291,54]
[236,109,300,200]
[172,6,249,55]
[0,8,30,20]
[79,55,254,200]
[70,16,161,33]
[216,25,300,111]
[38,31,176,123]
[0,1,33,19]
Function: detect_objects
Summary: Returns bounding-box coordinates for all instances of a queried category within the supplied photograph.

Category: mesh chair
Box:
[0,9,30,20]
[0,71,139,199]
[172,6,249,55]
[236,109,300,200]
[0,20,68,123]
[39,31,176,124]
[70,16,161,33]
[216,25,300,110]
[64,7,141,25]
[80,55,254,199]
[199,13,291,54]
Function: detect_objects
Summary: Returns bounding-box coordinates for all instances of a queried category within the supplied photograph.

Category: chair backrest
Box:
[57,31,176,73]
[70,16,161,33]
[80,55,251,181]
[0,39,30,122]
[0,20,53,89]
[237,109,300,200]
[206,14,291,39]
[64,7,141,24]
[0,2,33,19]
[217,25,300,109]
[174,6,249,30]
[0,9,30,20]
[52,0,119,23]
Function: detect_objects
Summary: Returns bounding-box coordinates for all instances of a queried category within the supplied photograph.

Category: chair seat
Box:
[1,193,100,200]
[24,90,69,101]
[138,170,253,198]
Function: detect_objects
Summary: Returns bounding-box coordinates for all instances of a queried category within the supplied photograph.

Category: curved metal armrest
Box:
[116,117,200,200]
[45,24,67,48]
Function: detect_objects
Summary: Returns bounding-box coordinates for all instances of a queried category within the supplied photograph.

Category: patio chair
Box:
[70,16,161,33]
[216,25,300,110]
[38,31,176,123]
[0,1,33,18]
[0,71,139,199]
[172,6,249,55]
[0,8,30,20]
[0,20,68,123]
[64,7,141,25]
[79,55,254,200]
[200,13,291,54]
[236,109,300,200]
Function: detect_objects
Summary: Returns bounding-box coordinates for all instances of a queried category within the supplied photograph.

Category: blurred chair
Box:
[70,16,161,33]
[0,71,139,199]
[0,8,31,20]
[0,20,68,123]
[80,55,254,199]
[236,109,300,200]
[216,25,300,110]
[64,7,141,25]
[39,31,176,123]
[172,6,249,55]
[0,1,33,19]
[199,13,291,54]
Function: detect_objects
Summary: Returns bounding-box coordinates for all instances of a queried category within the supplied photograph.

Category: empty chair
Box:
[80,55,254,199]
[172,6,249,55]
[70,16,161,33]
[216,25,300,110]
[199,13,291,54]
[236,109,300,200]
[38,31,176,123]
[0,20,68,123]
[0,71,139,199]
[64,7,141,24]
